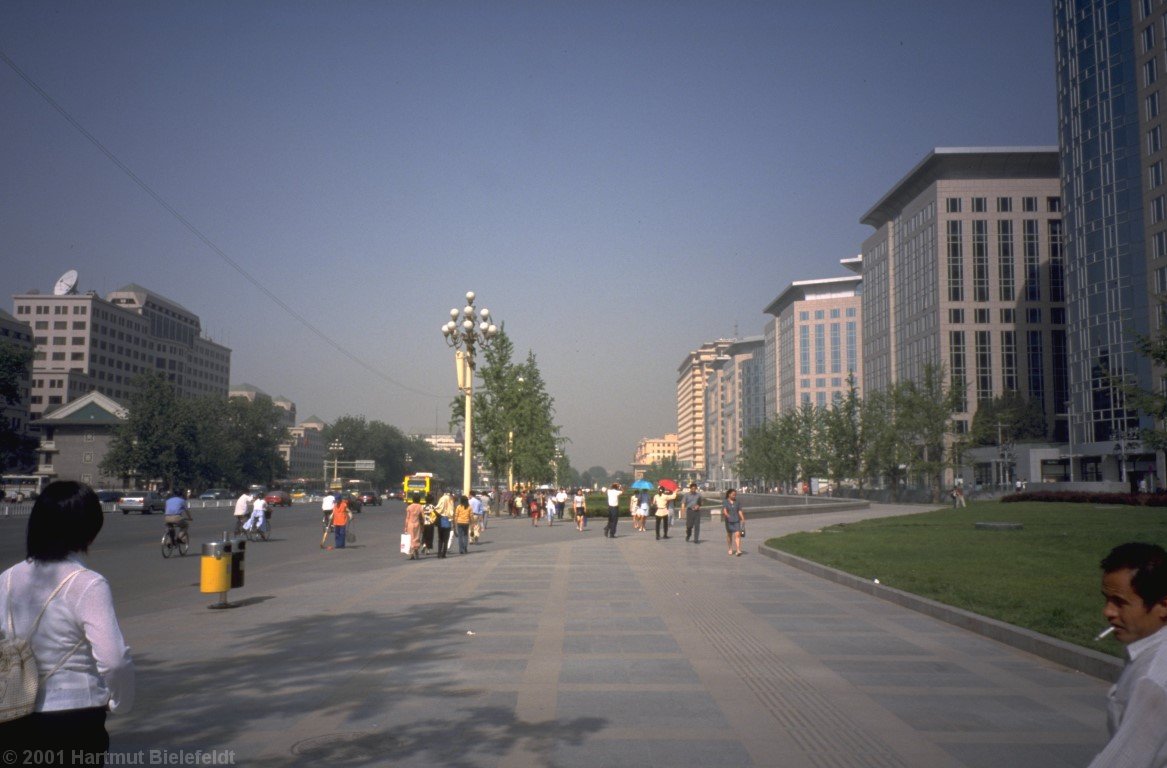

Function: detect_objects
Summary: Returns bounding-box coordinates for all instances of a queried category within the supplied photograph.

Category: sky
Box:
[0,1,1058,473]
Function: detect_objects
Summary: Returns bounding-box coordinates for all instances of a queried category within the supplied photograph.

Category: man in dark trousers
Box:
[682,482,703,543]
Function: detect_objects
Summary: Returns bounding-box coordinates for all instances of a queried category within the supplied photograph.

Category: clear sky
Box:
[0,1,1057,473]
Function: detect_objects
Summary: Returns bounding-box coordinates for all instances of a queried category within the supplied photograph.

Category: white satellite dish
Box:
[53,269,78,296]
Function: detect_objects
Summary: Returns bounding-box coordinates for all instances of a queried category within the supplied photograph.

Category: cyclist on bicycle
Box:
[164,489,192,540]
[243,494,268,535]
[233,491,253,534]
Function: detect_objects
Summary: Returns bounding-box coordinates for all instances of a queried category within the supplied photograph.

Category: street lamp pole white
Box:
[442,291,498,498]
[329,440,344,486]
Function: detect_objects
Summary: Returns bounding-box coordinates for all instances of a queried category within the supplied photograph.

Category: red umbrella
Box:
[658,479,679,492]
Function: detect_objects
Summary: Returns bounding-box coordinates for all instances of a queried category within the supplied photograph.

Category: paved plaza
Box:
[104,503,1111,767]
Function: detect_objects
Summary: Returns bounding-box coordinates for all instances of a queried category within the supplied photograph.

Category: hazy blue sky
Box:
[0,1,1056,472]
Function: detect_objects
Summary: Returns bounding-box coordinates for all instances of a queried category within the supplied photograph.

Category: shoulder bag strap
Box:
[29,569,86,682]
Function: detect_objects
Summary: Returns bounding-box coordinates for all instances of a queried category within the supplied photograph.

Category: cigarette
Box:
[1094,626,1115,641]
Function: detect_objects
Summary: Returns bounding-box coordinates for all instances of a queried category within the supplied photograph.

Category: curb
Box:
[759,543,1123,683]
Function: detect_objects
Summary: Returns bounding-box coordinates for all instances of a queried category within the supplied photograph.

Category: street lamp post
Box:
[442,291,498,497]
[329,440,344,486]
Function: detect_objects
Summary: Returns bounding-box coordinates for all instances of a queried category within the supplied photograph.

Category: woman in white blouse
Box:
[0,481,134,762]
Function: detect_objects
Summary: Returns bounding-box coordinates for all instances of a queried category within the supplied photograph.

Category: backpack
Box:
[1,569,83,723]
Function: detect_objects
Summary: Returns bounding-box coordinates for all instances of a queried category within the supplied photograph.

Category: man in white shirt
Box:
[604,483,621,539]
[233,492,252,535]
[244,495,268,534]
[321,490,337,526]
[1088,542,1167,768]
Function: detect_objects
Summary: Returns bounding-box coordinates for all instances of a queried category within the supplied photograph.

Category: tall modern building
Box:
[0,309,33,443]
[675,339,733,478]
[631,433,678,478]
[704,337,765,489]
[859,148,1067,459]
[1055,0,1161,484]
[762,275,863,415]
[12,281,231,423]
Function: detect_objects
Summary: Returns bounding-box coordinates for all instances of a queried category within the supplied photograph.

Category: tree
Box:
[1124,326,1167,454]
[642,456,683,484]
[968,392,1046,447]
[822,373,865,491]
[0,339,35,471]
[899,363,960,502]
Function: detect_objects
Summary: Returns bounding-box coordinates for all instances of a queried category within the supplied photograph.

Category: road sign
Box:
[353,460,376,471]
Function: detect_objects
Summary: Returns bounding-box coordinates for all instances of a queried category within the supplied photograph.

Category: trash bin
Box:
[229,537,246,588]
[200,540,231,594]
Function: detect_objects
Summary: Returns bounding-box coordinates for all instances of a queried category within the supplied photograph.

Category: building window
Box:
[1047,197,1061,212]
[1145,57,1159,89]
[973,220,989,301]
[846,321,857,373]
[1154,195,1167,224]
[950,330,968,412]
[830,323,841,373]
[998,220,1015,301]
[1024,219,1041,301]
[1149,91,1161,121]
[814,324,825,374]
[1023,196,1038,212]
[1027,308,1043,324]
[949,308,965,324]
[947,220,964,301]
[1049,219,1065,303]
[975,331,993,403]
[1027,330,1046,412]
[1002,330,1018,392]
[972,197,987,213]
[1151,160,1165,190]
[975,308,991,324]
[1144,23,1157,53]
[946,197,962,213]
[800,326,810,375]
[997,197,1012,213]
[1150,126,1163,156]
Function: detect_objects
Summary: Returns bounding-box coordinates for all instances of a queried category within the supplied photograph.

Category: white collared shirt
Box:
[1089,627,1167,767]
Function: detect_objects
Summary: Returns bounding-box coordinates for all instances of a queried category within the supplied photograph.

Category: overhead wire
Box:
[0,47,444,401]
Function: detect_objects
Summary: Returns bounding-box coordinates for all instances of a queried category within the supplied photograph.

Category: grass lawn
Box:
[767,500,1167,657]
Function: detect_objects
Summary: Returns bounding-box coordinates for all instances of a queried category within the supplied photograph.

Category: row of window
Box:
[944,197,1061,214]
[797,307,857,321]
[947,307,1067,324]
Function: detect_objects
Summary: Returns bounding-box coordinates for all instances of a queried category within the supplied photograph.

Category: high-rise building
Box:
[12,282,230,423]
[675,340,733,478]
[1055,0,1161,484]
[763,275,863,415]
[859,148,1067,452]
[704,337,765,489]
[632,433,678,478]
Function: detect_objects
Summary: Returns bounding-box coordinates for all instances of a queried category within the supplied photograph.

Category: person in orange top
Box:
[454,495,473,554]
[404,494,424,560]
[331,496,351,549]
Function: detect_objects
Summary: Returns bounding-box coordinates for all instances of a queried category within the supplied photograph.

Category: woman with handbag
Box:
[722,488,746,556]
[0,481,134,763]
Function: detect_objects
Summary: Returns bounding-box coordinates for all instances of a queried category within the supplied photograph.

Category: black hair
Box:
[1102,542,1167,608]
[724,488,736,499]
[459,495,469,506]
[26,480,104,561]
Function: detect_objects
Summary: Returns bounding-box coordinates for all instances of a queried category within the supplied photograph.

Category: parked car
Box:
[96,489,124,504]
[358,490,381,507]
[119,491,164,514]
[264,489,292,507]
[385,490,402,500]
[198,488,232,500]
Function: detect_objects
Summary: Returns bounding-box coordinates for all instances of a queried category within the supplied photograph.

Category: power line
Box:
[0,47,443,401]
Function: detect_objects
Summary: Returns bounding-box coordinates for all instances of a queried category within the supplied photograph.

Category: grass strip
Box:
[766,501,1167,657]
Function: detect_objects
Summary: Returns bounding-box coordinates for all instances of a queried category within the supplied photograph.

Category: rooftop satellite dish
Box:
[53,269,78,296]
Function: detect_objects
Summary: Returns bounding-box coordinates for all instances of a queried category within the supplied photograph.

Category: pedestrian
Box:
[454,495,473,554]
[0,481,134,763]
[529,490,541,526]
[233,490,253,535]
[436,503,452,558]
[573,488,587,531]
[953,485,967,508]
[605,483,621,538]
[1087,542,1167,767]
[421,494,436,555]
[634,488,650,531]
[555,487,568,520]
[470,492,486,542]
[331,495,351,549]
[403,494,424,560]
[244,493,268,536]
[722,488,745,556]
[545,492,556,527]
[682,482,702,542]
[653,486,677,540]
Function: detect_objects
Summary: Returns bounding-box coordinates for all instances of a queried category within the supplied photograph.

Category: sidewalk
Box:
[109,503,1110,767]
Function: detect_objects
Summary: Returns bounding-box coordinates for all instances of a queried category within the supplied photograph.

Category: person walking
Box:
[573,488,587,531]
[633,489,649,532]
[0,481,134,763]
[545,492,556,527]
[605,483,621,538]
[320,489,336,527]
[722,488,746,556]
[555,488,568,520]
[436,506,453,558]
[454,495,473,554]
[470,492,486,542]
[653,486,677,540]
[331,495,351,549]
[682,482,703,542]
[403,494,424,560]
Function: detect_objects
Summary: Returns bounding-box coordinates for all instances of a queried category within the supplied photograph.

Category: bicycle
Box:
[161,522,190,558]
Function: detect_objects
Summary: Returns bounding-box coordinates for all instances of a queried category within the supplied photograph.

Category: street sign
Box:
[353,460,376,471]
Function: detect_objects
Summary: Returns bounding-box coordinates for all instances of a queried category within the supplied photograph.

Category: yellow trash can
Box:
[200,540,231,606]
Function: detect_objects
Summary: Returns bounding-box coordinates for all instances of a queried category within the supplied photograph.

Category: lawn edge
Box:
[759,542,1123,683]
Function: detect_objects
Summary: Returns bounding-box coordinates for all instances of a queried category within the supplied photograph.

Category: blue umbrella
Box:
[630,479,654,490]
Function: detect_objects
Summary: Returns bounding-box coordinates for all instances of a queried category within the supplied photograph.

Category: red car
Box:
[264,490,292,507]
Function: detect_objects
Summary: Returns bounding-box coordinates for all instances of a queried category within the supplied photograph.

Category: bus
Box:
[1,475,49,502]
[403,472,442,501]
